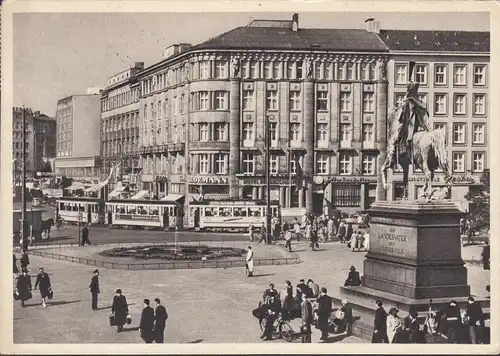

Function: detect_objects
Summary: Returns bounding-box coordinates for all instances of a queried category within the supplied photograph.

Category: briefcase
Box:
[109,315,116,326]
[126,315,132,325]
[13,292,20,301]
[47,288,54,300]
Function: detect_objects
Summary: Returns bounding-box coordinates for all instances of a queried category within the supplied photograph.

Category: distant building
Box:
[12,107,35,182]
[54,93,102,181]
[33,111,57,174]
[377,21,490,210]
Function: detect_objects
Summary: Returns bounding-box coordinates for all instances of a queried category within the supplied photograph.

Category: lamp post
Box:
[265,118,272,244]
[78,211,83,246]
[21,107,29,250]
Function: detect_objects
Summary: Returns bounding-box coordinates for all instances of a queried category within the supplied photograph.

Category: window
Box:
[363,93,374,112]
[214,123,228,141]
[340,92,352,112]
[362,155,375,175]
[215,60,227,78]
[394,93,406,107]
[317,91,328,111]
[473,94,486,115]
[339,153,353,175]
[472,124,485,144]
[264,62,272,79]
[315,63,322,80]
[453,94,466,115]
[362,124,374,143]
[269,154,278,174]
[250,61,259,79]
[180,94,186,114]
[472,153,485,172]
[395,64,408,85]
[273,62,281,79]
[172,96,177,115]
[269,122,278,147]
[242,153,255,174]
[452,152,465,173]
[242,90,254,111]
[434,94,447,115]
[340,124,352,144]
[473,65,486,86]
[332,185,361,207]
[287,62,294,79]
[316,123,328,144]
[266,90,278,110]
[417,94,427,104]
[414,64,427,84]
[337,64,345,80]
[215,153,228,174]
[214,91,228,110]
[316,154,329,175]
[200,61,210,79]
[296,61,303,79]
[290,91,301,111]
[361,63,369,81]
[453,65,467,86]
[289,123,301,142]
[290,154,299,174]
[347,63,356,80]
[324,63,332,80]
[199,154,210,174]
[199,92,209,110]
[453,123,466,144]
[242,122,255,146]
[434,122,447,137]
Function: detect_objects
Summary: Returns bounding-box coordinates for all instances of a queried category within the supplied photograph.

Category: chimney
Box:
[134,62,145,70]
[292,13,299,32]
[365,18,380,34]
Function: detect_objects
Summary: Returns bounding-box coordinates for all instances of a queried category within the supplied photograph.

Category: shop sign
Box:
[240,177,291,186]
[188,176,228,185]
[328,176,377,185]
[408,175,478,185]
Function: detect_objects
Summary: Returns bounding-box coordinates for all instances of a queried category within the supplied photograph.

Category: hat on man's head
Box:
[389,307,399,315]
[144,299,150,305]
[115,289,122,294]
[350,266,356,271]
[93,269,99,274]
[341,299,348,305]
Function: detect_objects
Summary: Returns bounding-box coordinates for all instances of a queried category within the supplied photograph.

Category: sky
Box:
[13,11,490,116]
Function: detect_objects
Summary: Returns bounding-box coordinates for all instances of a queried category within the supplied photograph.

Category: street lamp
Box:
[78,211,83,246]
[265,118,272,245]
[21,107,29,250]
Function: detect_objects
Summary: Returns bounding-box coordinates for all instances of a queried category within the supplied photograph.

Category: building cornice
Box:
[388,50,489,57]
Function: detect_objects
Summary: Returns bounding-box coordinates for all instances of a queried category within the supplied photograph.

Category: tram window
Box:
[150,206,159,215]
[118,205,126,214]
[106,205,113,213]
[126,205,135,214]
[249,207,261,217]
[71,204,77,212]
[79,204,85,212]
[60,202,65,210]
[138,205,148,215]
[173,207,177,216]
[240,208,248,217]
[205,207,216,217]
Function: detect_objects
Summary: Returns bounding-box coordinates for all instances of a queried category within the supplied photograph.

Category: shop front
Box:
[319,176,378,215]
[237,175,298,208]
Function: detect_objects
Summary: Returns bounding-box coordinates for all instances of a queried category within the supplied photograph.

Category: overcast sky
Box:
[13,12,489,116]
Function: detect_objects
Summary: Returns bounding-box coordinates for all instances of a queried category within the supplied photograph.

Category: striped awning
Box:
[161,194,184,202]
[130,190,151,200]
[84,180,108,193]
[64,182,87,191]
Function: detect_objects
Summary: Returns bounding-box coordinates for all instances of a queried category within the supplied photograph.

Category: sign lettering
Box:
[188,176,228,185]
[116,214,159,222]
[377,232,406,257]
[327,177,377,185]
[408,175,477,185]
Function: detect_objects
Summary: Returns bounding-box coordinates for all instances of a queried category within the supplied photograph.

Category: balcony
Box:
[189,141,230,151]
[167,142,185,152]
[361,141,378,151]
[339,141,353,149]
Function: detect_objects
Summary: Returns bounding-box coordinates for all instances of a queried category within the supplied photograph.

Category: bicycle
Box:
[258,311,296,342]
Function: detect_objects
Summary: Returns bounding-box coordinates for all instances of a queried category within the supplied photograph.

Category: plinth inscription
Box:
[370,224,417,260]
[378,232,407,257]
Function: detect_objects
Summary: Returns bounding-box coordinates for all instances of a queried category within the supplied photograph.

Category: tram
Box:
[57,197,106,225]
[105,199,184,230]
[188,199,281,232]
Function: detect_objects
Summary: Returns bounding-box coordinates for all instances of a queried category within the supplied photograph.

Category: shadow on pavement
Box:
[98,303,136,311]
[325,333,348,343]
[23,299,81,308]
[187,339,204,343]
[252,273,275,278]
[121,326,139,332]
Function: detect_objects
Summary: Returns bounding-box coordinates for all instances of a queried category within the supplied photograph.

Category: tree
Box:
[465,169,490,232]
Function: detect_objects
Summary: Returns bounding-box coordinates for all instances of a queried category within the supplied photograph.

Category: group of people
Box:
[13,251,53,308]
[373,297,486,344]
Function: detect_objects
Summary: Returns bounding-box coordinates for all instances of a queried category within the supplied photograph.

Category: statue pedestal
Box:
[332,201,489,341]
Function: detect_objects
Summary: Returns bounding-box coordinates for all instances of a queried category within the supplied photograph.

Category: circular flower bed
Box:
[99,245,247,261]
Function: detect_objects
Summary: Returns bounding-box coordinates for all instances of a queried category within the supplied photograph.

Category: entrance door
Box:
[312,192,324,215]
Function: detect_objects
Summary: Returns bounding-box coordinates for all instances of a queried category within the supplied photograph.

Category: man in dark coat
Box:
[153,298,168,343]
[344,266,362,287]
[16,269,32,307]
[139,299,155,343]
[466,296,485,344]
[297,279,311,299]
[263,283,279,301]
[89,269,100,310]
[81,224,91,246]
[20,251,30,271]
[301,293,314,343]
[34,267,52,308]
[372,300,389,343]
[262,295,280,341]
[13,253,19,277]
[316,287,333,341]
[442,300,461,343]
[482,243,490,270]
[111,289,129,332]
[403,310,421,343]
[340,299,354,335]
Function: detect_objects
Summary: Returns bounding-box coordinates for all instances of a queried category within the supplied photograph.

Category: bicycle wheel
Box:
[280,321,295,342]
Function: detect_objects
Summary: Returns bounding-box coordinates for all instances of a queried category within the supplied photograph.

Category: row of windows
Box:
[56,150,72,157]
[195,122,229,142]
[141,153,184,175]
[450,152,486,173]
[433,122,486,145]
[57,122,72,133]
[102,112,139,133]
[12,141,30,149]
[102,140,139,156]
[192,153,229,174]
[394,63,487,87]
[141,124,186,147]
[101,88,140,112]
[394,92,487,116]
[57,141,71,151]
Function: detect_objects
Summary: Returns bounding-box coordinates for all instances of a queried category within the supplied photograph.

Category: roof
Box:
[378,30,490,52]
[191,27,389,52]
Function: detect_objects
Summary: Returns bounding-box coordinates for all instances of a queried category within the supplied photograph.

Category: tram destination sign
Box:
[116,214,159,221]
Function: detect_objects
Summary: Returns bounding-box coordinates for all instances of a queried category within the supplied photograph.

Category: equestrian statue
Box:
[381,61,452,201]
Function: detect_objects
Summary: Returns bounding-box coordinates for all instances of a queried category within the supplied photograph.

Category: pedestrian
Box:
[284,228,292,252]
[282,280,294,319]
[327,218,334,241]
[346,223,353,244]
[13,253,19,278]
[34,267,52,308]
[296,279,311,299]
[246,246,254,277]
[482,242,490,270]
[111,289,129,332]
[344,266,362,287]
[263,283,279,300]
[387,307,402,343]
[338,221,346,243]
[340,299,354,336]
[403,310,421,343]
[293,217,301,242]
[259,224,266,243]
[81,224,91,246]
[316,287,332,342]
[15,269,32,308]
[20,250,30,271]
[248,224,254,242]
[442,300,461,343]
[89,269,100,311]
[372,300,389,343]
[153,298,168,343]
[466,296,485,344]
[308,279,320,298]
[300,293,313,343]
[261,296,279,341]
[139,299,155,343]
[363,230,370,251]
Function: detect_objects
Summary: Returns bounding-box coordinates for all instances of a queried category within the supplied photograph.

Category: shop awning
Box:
[108,185,130,198]
[84,180,108,193]
[161,194,184,202]
[64,182,86,191]
[130,190,151,200]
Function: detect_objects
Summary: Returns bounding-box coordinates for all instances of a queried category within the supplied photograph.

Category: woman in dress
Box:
[282,280,294,319]
[16,269,32,307]
[387,307,403,343]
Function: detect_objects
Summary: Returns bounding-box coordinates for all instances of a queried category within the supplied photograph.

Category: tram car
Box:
[105,199,183,230]
[188,199,281,232]
[56,197,106,225]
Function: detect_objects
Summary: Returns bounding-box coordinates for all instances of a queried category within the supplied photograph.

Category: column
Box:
[360,183,366,210]
[229,79,241,197]
[285,186,290,208]
[239,186,244,198]
[303,79,315,213]
[298,188,304,208]
[376,61,388,201]
[279,187,285,206]
[252,187,258,200]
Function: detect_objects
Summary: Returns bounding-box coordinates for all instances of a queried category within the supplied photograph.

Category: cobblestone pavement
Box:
[13,239,489,344]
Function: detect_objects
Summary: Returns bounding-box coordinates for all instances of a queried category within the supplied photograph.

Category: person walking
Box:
[111,289,129,332]
[466,296,485,344]
[282,280,294,319]
[16,269,32,308]
[153,298,168,343]
[259,224,266,243]
[308,279,320,298]
[316,287,333,342]
[293,217,301,242]
[34,267,52,308]
[340,300,354,336]
[387,308,402,343]
[403,310,421,343]
[284,228,292,252]
[338,221,346,243]
[372,300,389,343]
[89,269,100,311]
[13,253,19,278]
[81,224,91,246]
[248,224,254,242]
[300,293,313,343]
[346,223,353,245]
[246,246,254,277]
[443,300,461,343]
[20,250,30,271]
[139,299,155,343]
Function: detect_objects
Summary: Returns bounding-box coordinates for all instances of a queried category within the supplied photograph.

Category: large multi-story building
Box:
[136,14,391,217]
[33,112,57,173]
[377,22,490,210]
[54,92,102,181]
[100,62,143,188]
